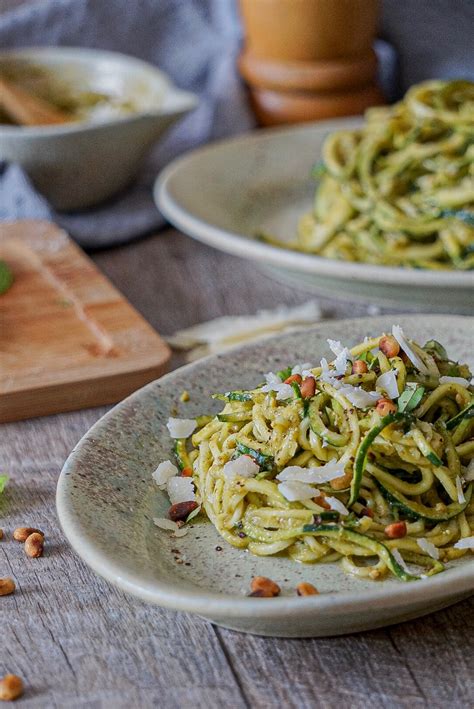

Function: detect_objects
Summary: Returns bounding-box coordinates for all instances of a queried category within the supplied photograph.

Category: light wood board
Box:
[0,220,170,422]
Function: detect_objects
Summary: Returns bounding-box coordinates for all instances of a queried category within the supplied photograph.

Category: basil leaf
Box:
[423,339,448,361]
[0,261,13,295]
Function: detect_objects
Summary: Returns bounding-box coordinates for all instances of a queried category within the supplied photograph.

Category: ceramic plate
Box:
[155,119,473,313]
[57,315,474,637]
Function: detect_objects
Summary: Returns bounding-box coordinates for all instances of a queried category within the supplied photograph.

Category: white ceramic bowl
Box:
[0,47,198,210]
[155,119,474,313]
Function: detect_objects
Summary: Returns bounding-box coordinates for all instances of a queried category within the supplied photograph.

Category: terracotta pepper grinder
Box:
[238,0,384,125]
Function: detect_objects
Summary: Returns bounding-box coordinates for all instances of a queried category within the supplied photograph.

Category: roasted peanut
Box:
[168,500,199,522]
[300,376,316,398]
[249,576,280,597]
[330,471,352,490]
[379,335,400,358]
[352,359,368,374]
[0,578,15,596]
[313,493,331,510]
[24,532,44,558]
[296,582,319,596]
[13,527,43,543]
[376,398,397,416]
[0,674,23,701]
[0,529,3,540]
[384,521,407,539]
[284,373,302,385]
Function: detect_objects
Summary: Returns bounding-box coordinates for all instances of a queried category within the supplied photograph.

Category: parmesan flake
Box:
[277,480,316,501]
[276,461,346,484]
[223,456,260,480]
[166,417,196,439]
[325,496,349,516]
[453,536,474,550]
[392,325,430,375]
[152,460,179,487]
[417,537,439,559]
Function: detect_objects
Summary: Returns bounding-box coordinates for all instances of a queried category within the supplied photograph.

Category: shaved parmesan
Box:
[152,460,179,487]
[167,476,196,505]
[463,458,474,482]
[223,456,260,480]
[276,461,346,484]
[278,480,316,501]
[376,370,399,400]
[337,384,381,409]
[275,384,296,400]
[319,357,333,383]
[392,325,430,375]
[153,517,189,537]
[292,362,313,375]
[261,372,295,400]
[439,375,471,387]
[391,548,412,574]
[325,496,349,516]
[327,339,346,356]
[417,537,439,559]
[166,417,196,439]
[454,536,474,550]
[456,476,466,504]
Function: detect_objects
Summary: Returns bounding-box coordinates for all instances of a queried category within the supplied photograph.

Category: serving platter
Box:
[155,119,473,313]
[57,315,474,637]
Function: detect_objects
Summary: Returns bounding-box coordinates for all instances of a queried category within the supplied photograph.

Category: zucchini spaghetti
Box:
[154,326,474,582]
[266,80,474,270]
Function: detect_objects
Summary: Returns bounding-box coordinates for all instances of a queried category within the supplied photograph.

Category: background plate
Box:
[57,315,474,637]
[155,120,474,314]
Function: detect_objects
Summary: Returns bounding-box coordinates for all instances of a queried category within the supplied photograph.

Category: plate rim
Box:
[57,314,474,620]
[154,121,474,290]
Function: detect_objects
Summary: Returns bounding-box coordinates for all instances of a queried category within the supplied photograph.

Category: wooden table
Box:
[3,229,473,708]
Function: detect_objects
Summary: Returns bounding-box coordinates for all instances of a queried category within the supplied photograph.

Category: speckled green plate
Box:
[57,315,474,637]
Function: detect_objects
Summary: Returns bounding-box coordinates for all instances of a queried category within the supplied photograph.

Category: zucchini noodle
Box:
[160,329,474,582]
[265,80,474,270]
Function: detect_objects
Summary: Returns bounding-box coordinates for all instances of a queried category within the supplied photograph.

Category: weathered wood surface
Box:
[2,229,473,708]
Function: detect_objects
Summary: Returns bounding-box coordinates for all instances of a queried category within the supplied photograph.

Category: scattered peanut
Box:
[168,500,199,522]
[13,527,43,543]
[0,578,15,596]
[284,373,302,385]
[379,335,400,358]
[24,532,44,558]
[0,674,23,702]
[376,397,397,416]
[296,582,319,596]
[300,376,316,399]
[249,576,280,597]
[384,521,407,539]
[352,359,368,374]
[0,529,3,540]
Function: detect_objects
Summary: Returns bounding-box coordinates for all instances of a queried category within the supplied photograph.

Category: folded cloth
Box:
[0,0,255,248]
[0,0,397,248]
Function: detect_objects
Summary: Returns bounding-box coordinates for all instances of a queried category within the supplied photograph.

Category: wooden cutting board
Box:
[0,220,171,423]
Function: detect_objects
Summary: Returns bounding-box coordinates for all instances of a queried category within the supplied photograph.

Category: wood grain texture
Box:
[2,228,472,708]
[0,221,170,422]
